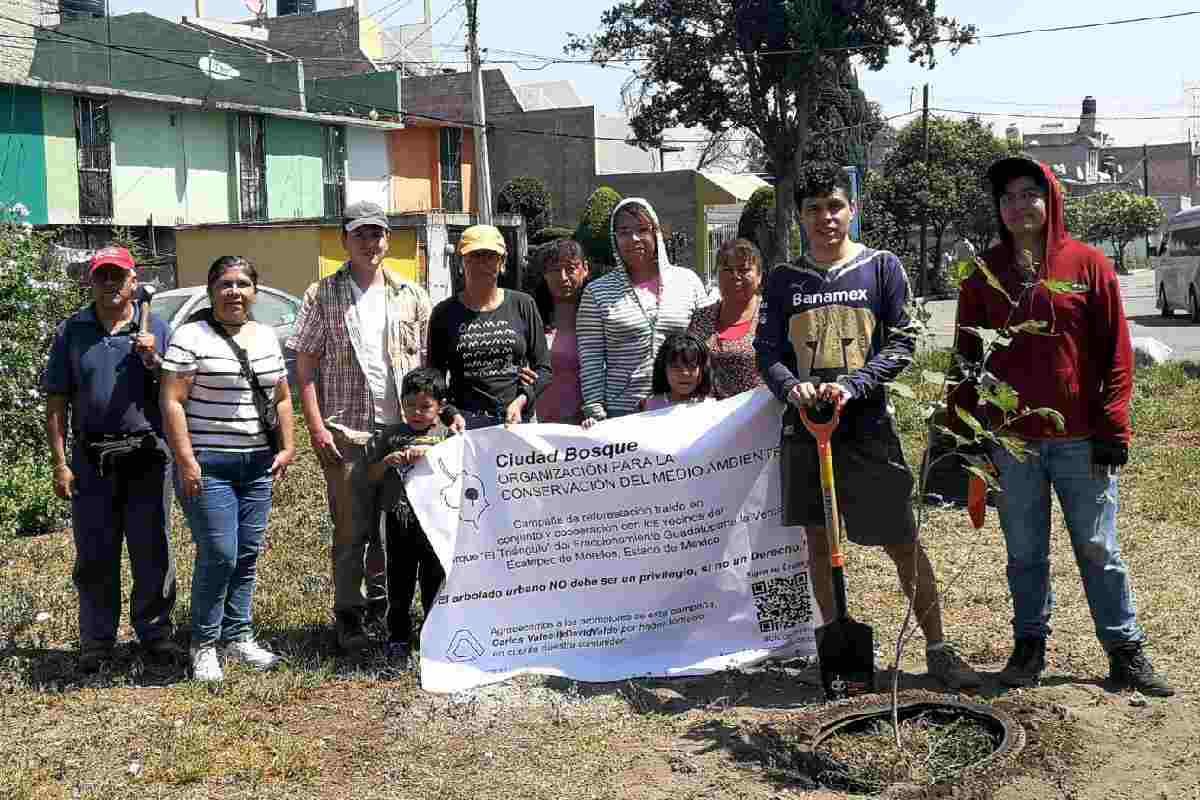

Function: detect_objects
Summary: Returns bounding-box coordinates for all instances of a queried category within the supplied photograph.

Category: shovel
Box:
[799,399,875,700]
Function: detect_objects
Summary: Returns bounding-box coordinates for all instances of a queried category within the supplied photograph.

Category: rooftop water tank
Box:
[277,0,316,16]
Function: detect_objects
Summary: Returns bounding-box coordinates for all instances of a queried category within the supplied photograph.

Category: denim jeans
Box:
[990,438,1145,651]
[177,449,274,647]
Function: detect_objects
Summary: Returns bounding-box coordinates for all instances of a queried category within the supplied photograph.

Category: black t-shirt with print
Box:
[428,290,551,424]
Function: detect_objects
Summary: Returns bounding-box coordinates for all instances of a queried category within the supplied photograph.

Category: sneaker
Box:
[1109,644,1174,697]
[926,642,983,690]
[385,640,413,669]
[224,639,282,671]
[999,637,1046,687]
[78,644,114,674]
[190,645,224,683]
[335,610,370,654]
[141,638,185,668]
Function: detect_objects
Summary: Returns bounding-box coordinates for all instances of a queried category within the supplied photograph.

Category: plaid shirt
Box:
[289,263,431,434]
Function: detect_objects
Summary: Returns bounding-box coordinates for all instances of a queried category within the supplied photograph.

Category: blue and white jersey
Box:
[754,246,914,435]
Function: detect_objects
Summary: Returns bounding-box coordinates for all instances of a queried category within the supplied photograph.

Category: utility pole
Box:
[466,0,493,224]
[918,83,930,297]
[1143,142,1152,260]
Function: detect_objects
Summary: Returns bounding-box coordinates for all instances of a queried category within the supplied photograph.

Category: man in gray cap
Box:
[290,202,433,653]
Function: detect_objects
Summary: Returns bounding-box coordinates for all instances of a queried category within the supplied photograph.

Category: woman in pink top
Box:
[687,238,765,399]
[535,240,590,423]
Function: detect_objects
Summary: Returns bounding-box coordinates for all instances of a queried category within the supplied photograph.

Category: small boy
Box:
[365,367,455,665]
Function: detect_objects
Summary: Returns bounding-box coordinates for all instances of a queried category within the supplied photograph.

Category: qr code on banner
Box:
[752,573,813,634]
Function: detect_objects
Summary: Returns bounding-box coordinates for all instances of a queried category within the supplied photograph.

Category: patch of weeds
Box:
[148,723,216,785]
[819,710,999,790]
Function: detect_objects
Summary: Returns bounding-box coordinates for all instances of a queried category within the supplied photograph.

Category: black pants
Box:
[384,509,445,645]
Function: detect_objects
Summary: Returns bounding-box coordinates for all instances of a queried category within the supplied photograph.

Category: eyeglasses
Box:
[720,267,756,278]
[999,189,1046,207]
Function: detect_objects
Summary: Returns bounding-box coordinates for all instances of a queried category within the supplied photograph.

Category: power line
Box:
[932,107,1200,122]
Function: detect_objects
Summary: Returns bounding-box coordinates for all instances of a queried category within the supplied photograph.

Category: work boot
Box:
[1109,644,1174,697]
[77,643,115,674]
[141,638,185,668]
[926,642,982,690]
[335,610,370,654]
[999,637,1046,687]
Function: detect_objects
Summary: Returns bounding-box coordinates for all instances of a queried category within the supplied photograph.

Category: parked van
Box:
[1154,206,1200,322]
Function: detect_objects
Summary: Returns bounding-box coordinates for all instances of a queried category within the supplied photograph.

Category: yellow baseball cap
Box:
[459,225,507,257]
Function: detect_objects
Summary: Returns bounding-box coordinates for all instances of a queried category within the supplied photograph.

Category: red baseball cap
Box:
[89,246,137,275]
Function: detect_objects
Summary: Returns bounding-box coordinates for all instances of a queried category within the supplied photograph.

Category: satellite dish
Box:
[198,55,240,81]
[1118,164,1124,174]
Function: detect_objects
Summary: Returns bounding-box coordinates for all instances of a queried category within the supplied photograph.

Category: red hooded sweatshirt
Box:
[949,161,1133,444]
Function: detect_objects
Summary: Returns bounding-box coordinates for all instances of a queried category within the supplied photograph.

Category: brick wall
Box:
[402,69,523,125]
[250,8,374,81]
[0,0,57,80]
[489,106,596,227]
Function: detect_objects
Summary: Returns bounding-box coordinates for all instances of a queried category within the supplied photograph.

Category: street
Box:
[920,270,1200,362]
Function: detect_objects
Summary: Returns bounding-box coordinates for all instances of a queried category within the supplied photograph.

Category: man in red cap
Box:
[950,156,1172,696]
[44,245,180,673]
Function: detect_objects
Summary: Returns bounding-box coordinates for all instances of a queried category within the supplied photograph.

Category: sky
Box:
[112,0,1200,148]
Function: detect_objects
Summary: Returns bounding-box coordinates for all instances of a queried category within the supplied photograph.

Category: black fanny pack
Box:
[83,431,163,478]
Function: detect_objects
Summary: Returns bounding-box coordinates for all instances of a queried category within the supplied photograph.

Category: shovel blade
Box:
[817,616,875,699]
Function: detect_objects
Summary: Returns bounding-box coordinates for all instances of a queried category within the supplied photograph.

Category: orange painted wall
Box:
[387,125,476,214]
[461,128,475,214]
[390,126,436,212]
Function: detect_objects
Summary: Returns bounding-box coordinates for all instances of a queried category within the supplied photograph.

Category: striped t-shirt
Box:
[162,320,285,452]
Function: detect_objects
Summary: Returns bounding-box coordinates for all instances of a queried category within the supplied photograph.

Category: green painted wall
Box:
[42,92,80,224]
[307,73,402,117]
[31,13,304,111]
[110,99,181,226]
[0,85,48,225]
[265,117,324,220]
[180,111,232,224]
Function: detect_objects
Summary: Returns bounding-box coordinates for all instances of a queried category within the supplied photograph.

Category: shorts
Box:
[780,411,916,546]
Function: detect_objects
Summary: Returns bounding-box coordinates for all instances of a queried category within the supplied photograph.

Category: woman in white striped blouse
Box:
[577,198,710,424]
[161,256,295,683]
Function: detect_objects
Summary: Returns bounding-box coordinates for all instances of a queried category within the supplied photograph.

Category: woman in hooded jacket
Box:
[576,198,710,424]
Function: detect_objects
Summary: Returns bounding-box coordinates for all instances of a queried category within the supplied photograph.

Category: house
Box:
[0,7,524,301]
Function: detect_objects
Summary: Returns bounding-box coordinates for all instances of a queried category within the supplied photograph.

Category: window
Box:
[237,114,268,221]
[74,97,112,221]
[439,127,463,212]
[321,125,346,218]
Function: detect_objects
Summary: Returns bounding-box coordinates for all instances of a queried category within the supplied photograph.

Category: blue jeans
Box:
[177,449,274,648]
[990,438,1145,651]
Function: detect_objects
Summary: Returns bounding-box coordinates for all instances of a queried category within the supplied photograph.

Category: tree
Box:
[737,186,777,261]
[863,116,1019,293]
[496,177,553,237]
[1065,191,1164,273]
[567,0,973,265]
[574,186,623,268]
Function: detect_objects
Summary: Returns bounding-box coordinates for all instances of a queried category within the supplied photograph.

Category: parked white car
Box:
[1155,207,1200,323]
[151,284,302,378]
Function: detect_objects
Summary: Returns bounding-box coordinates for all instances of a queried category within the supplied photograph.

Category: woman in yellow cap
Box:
[428,225,551,429]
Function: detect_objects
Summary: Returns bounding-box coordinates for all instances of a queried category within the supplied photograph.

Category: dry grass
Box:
[0,360,1198,798]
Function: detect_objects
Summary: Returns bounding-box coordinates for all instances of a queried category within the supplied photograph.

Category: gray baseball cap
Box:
[343,201,390,232]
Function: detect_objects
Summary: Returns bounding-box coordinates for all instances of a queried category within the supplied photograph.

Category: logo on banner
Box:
[436,458,491,527]
[446,629,486,662]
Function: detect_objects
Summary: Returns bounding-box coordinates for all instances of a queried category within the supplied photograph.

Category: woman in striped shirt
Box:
[577,198,709,424]
[161,256,296,683]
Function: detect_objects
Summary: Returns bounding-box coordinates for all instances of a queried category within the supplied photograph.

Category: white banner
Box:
[406,388,817,693]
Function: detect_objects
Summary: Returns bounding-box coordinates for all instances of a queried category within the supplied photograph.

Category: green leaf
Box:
[922,370,946,386]
[955,405,984,433]
[1042,279,1088,294]
[888,381,917,400]
[933,425,974,448]
[1008,320,1052,336]
[980,381,1019,413]
[973,259,1014,306]
[1033,407,1066,433]
[998,435,1030,462]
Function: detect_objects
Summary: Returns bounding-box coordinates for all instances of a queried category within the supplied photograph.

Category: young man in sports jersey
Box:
[754,166,980,690]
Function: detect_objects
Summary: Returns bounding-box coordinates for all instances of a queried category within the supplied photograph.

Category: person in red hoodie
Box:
[950,156,1172,696]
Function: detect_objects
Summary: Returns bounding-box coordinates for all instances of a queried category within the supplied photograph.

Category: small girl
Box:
[639,333,716,412]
